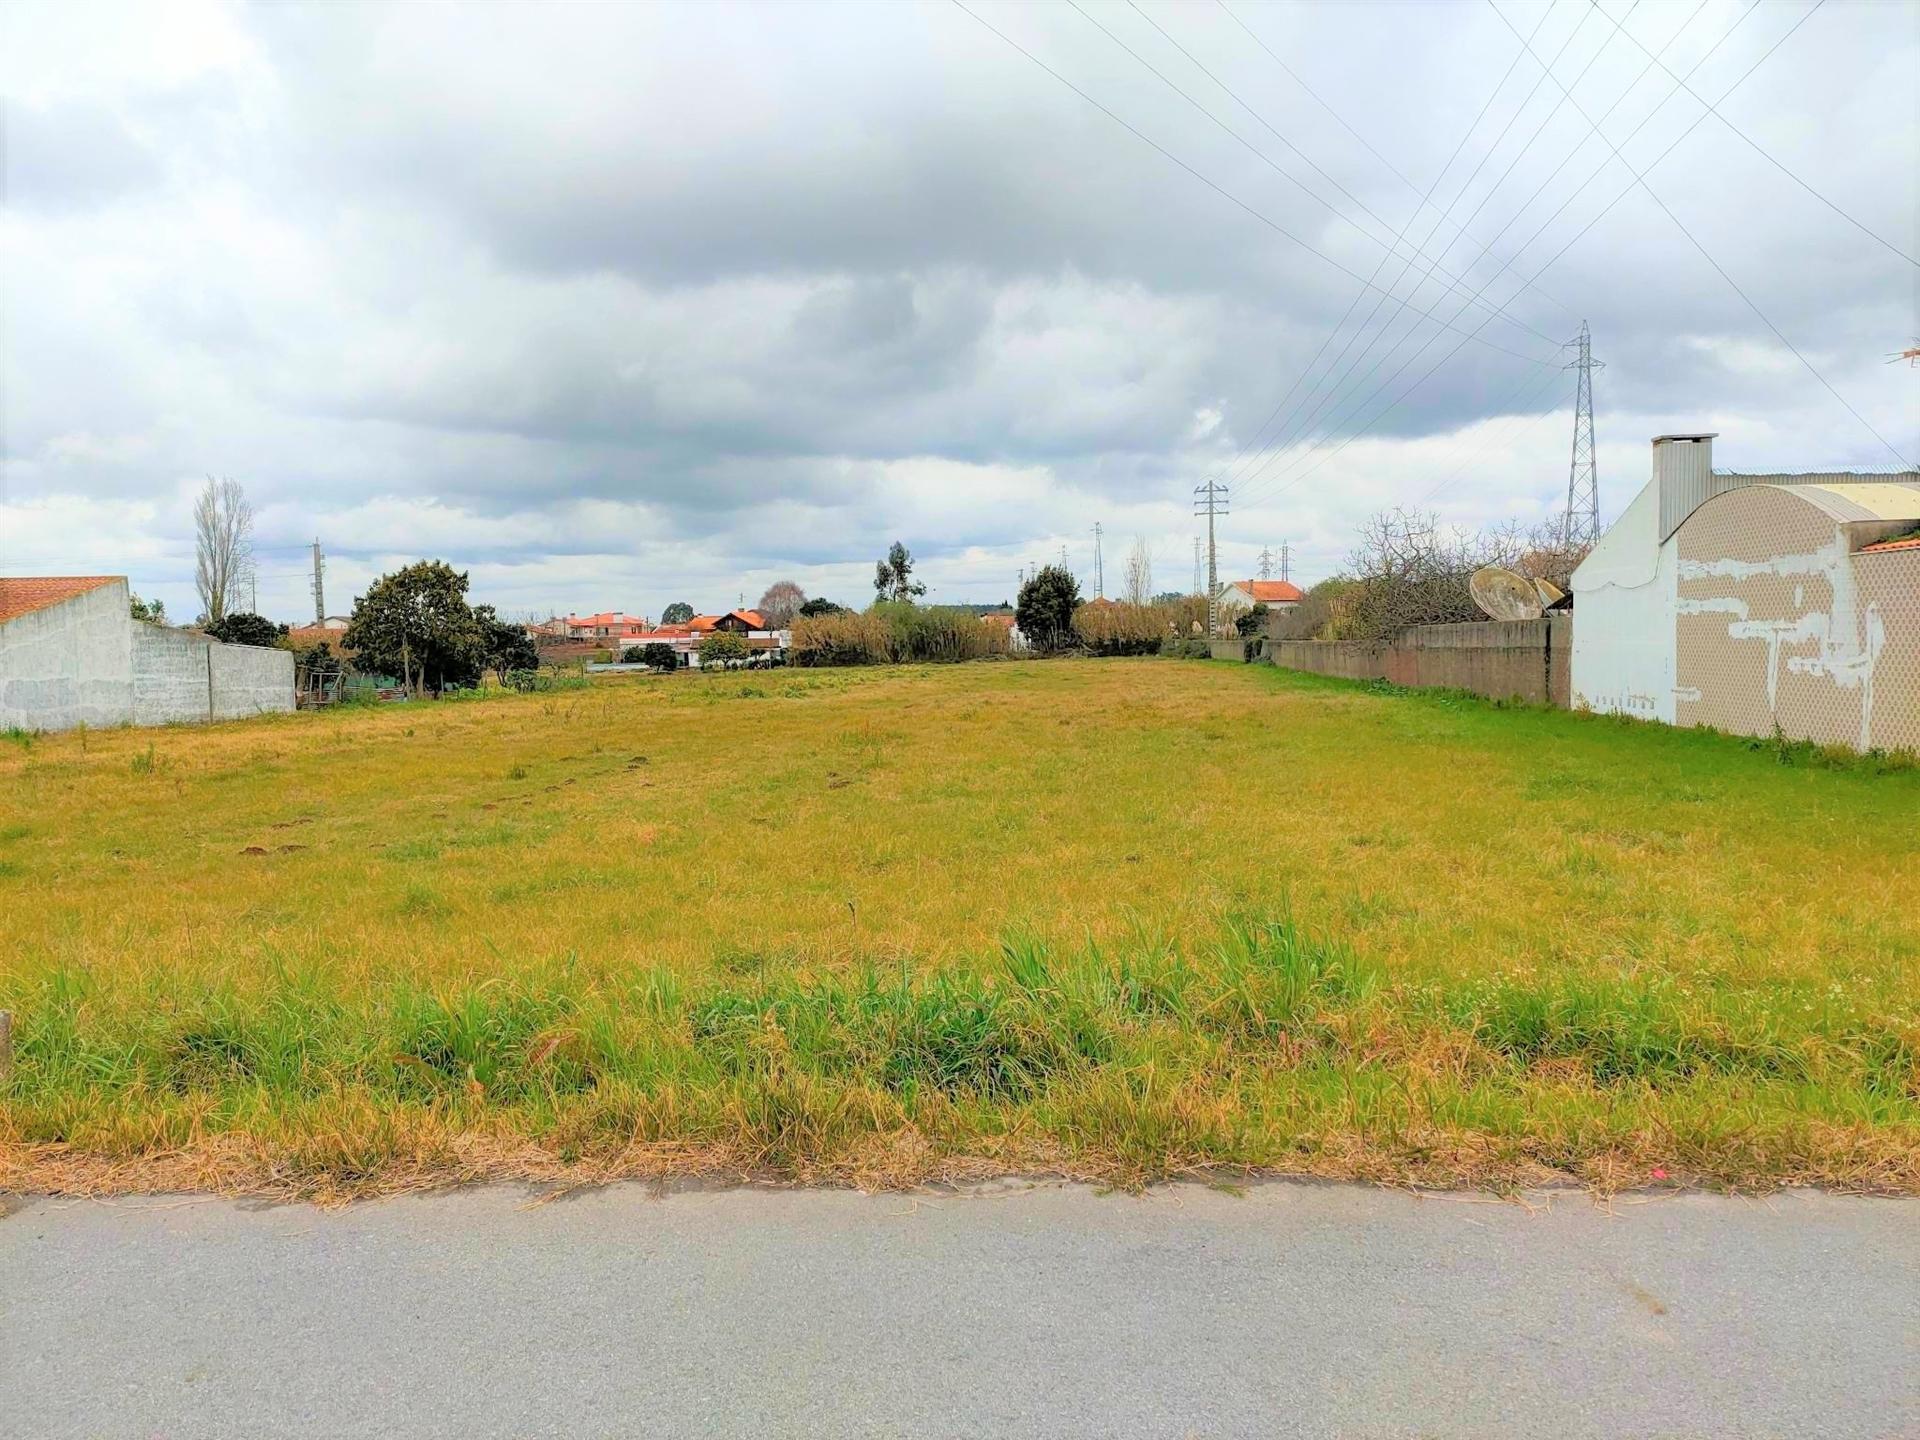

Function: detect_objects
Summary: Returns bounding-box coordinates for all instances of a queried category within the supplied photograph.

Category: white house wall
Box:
[1570,477,1678,723]
[0,580,134,732]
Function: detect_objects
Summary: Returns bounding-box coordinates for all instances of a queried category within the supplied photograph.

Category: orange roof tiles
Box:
[0,576,120,624]
[1239,580,1304,603]
[1859,534,1920,554]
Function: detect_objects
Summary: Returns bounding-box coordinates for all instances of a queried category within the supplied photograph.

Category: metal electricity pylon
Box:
[1092,522,1104,598]
[1562,321,1604,551]
[1257,546,1273,580]
[1194,480,1229,636]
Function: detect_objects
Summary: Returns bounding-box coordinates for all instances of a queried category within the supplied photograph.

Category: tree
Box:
[698,631,750,666]
[797,596,846,618]
[343,561,484,694]
[1123,536,1153,605]
[641,641,678,671]
[193,475,253,626]
[1234,602,1270,638]
[474,605,538,683]
[129,593,167,625]
[661,601,694,625]
[872,541,926,603]
[756,580,806,628]
[205,611,287,648]
[1016,564,1081,650]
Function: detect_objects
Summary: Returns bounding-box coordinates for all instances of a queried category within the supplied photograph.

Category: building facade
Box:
[1571,435,1919,751]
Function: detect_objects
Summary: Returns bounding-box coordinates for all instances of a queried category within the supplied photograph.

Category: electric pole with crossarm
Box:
[1194,480,1228,636]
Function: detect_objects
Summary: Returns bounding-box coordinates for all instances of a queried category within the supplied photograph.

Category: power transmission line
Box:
[1216,0,1618,508]
[1175,0,1566,525]
[1194,480,1228,635]
[1075,0,1565,346]
[1561,322,1603,549]
[1583,0,1918,270]
[1231,0,1781,516]
[946,0,1560,367]
[1490,0,1912,468]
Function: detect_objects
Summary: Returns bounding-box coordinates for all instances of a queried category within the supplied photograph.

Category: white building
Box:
[1570,433,1920,749]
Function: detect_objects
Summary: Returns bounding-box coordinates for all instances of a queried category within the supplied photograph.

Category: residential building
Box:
[1571,432,1919,751]
[564,611,652,645]
[1220,579,1304,611]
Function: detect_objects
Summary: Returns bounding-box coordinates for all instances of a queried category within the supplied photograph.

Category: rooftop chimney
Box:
[1653,433,1717,541]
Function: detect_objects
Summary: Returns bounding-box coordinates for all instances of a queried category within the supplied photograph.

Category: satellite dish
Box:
[1531,577,1566,608]
[1469,566,1545,621]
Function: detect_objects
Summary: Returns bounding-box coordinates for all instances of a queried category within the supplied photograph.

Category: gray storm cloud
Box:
[2,0,1913,620]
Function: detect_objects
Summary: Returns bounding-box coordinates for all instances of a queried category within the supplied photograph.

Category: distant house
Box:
[1220,580,1303,611]
[980,612,1028,652]
[712,609,765,634]
[565,611,652,645]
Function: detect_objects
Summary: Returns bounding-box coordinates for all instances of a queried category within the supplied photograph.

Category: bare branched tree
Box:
[1122,536,1152,605]
[756,580,806,628]
[1341,507,1533,646]
[193,475,253,626]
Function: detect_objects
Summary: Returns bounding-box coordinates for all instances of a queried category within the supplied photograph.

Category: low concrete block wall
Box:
[211,641,295,720]
[1271,616,1570,706]
[132,625,293,725]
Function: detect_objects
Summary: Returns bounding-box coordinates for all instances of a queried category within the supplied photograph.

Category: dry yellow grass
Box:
[1,659,1915,1198]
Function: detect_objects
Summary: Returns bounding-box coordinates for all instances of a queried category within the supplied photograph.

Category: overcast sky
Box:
[3,0,1915,621]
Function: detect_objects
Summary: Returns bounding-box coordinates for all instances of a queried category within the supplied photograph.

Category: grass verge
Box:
[4,914,1914,1202]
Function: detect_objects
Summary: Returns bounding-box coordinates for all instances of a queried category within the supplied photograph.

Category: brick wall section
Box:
[1270,616,1571,706]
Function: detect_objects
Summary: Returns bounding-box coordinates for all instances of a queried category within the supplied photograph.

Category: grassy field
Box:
[1,658,1915,1199]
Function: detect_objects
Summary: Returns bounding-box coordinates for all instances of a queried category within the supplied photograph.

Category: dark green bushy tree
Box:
[1015,565,1081,650]
[660,602,694,625]
[797,596,846,618]
[343,561,484,693]
[204,612,287,648]
[474,605,538,683]
[641,642,677,670]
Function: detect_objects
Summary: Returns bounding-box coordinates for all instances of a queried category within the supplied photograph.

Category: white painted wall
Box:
[0,580,134,732]
[132,624,294,725]
[131,624,215,725]
[1570,476,1679,722]
[210,641,295,720]
[2,582,294,732]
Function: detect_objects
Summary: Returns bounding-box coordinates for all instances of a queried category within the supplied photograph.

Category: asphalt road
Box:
[3,1180,1914,1438]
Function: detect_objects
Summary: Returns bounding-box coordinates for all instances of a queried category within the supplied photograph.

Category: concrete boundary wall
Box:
[0,580,134,732]
[131,624,294,726]
[1270,616,1571,707]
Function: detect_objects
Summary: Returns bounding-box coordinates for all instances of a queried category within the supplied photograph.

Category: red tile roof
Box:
[1238,580,1304,603]
[1859,534,1920,554]
[0,575,120,624]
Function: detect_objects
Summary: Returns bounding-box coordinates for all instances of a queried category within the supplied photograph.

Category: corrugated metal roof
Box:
[1777,481,1920,525]
[0,575,121,624]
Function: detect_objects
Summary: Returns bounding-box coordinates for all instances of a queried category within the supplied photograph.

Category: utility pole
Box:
[1092,522,1104,598]
[1193,480,1228,636]
[1562,321,1604,551]
[1059,545,1068,573]
[1280,540,1291,584]
[309,539,325,624]
[1192,538,1202,598]
[1257,546,1273,580]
